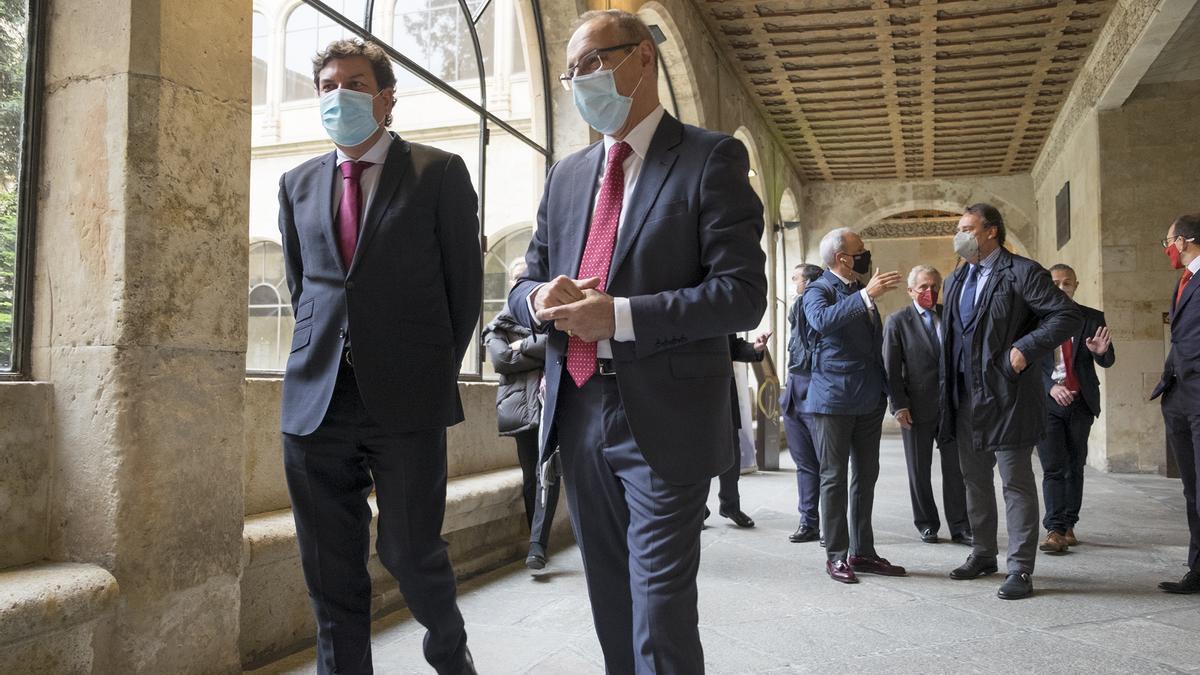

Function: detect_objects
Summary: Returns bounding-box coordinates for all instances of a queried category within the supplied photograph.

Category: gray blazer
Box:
[883,303,944,425]
[508,114,767,485]
[277,133,483,436]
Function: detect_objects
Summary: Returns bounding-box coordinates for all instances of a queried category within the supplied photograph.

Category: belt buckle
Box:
[596,358,616,376]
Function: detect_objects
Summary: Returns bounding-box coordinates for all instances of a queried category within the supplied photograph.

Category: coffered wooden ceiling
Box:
[695,0,1118,181]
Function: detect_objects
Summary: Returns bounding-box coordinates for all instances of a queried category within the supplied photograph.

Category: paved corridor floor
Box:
[253,435,1200,674]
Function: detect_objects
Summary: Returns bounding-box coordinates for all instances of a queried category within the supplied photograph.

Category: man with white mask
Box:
[507,10,766,673]
[276,39,481,674]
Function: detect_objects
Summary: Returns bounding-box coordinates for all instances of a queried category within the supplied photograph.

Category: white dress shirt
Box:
[914,300,942,343]
[530,105,666,358]
[333,131,393,229]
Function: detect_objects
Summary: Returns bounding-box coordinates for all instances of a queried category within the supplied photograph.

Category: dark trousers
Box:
[1037,400,1094,534]
[955,390,1039,575]
[715,429,742,510]
[901,420,969,537]
[282,364,468,675]
[557,374,709,675]
[1163,388,1200,571]
[810,398,887,562]
[512,428,559,550]
[782,374,820,528]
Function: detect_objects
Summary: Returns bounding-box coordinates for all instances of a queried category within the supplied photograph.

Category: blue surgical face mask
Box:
[320,88,384,147]
[571,48,643,136]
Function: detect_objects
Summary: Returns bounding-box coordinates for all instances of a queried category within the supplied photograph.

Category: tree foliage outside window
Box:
[0,0,29,371]
[392,0,493,88]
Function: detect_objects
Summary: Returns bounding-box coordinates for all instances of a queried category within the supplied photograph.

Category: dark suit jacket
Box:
[1152,268,1200,402]
[278,133,483,436]
[1040,303,1115,418]
[883,303,944,425]
[939,249,1081,452]
[508,114,767,485]
[800,270,887,416]
[729,335,764,429]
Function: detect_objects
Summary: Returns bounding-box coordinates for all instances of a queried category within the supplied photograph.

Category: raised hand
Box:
[1085,325,1111,355]
[864,268,902,299]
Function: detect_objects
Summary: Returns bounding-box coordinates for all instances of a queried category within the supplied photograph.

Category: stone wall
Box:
[0,383,52,569]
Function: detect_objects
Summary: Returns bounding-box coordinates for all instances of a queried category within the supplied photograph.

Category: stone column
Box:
[31,1,250,671]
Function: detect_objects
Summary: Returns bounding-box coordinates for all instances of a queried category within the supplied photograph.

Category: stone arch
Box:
[637,2,705,127]
[849,198,1031,258]
[732,126,766,201]
[779,188,800,223]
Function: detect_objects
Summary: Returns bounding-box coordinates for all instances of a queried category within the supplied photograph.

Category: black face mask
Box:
[849,249,872,275]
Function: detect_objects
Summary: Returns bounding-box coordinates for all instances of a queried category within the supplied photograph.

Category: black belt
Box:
[596,358,616,376]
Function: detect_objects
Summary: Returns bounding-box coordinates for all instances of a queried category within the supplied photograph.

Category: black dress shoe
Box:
[997,572,1034,600]
[1158,570,1200,594]
[951,532,973,546]
[920,528,939,544]
[719,506,755,528]
[525,542,547,571]
[949,555,998,580]
[789,524,821,543]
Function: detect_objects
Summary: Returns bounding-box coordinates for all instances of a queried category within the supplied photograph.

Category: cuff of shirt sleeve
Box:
[527,284,549,328]
[613,297,635,342]
[859,288,875,310]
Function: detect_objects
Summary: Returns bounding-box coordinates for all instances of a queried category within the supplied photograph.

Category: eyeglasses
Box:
[559,43,639,91]
[1161,235,1195,248]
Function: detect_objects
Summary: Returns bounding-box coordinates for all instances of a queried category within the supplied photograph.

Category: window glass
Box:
[481,228,532,379]
[0,0,31,372]
[392,0,492,98]
[283,0,368,102]
[252,12,268,106]
[246,241,294,372]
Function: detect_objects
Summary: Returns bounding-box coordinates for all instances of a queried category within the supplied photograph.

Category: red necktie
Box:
[337,160,372,270]
[1061,339,1080,393]
[1177,270,1193,305]
[566,141,632,387]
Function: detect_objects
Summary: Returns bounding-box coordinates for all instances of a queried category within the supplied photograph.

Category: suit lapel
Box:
[608,115,682,283]
[1172,273,1199,325]
[316,151,343,275]
[911,304,939,356]
[349,135,411,274]
[566,143,605,278]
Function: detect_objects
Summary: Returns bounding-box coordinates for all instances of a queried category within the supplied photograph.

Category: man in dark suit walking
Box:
[803,228,907,584]
[940,203,1080,600]
[1036,264,1115,554]
[782,263,824,544]
[883,265,971,546]
[1152,213,1200,594]
[508,10,766,672]
[277,40,482,674]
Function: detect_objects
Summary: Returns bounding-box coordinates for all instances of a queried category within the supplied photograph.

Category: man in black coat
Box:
[278,40,482,673]
[883,265,970,546]
[1151,213,1200,594]
[940,203,1080,601]
[707,333,769,528]
[1036,264,1115,554]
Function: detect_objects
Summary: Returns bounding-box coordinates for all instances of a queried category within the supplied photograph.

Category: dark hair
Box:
[796,263,823,282]
[1174,214,1200,242]
[963,203,1006,245]
[312,39,396,126]
[1048,263,1075,276]
[573,9,658,68]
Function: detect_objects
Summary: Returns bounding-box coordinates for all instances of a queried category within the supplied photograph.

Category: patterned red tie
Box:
[1177,269,1193,305]
[565,141,632,387]
[337,160,372,270]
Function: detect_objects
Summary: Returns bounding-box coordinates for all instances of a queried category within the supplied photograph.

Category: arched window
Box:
[392,0,494,89]
[247,241,294,372]
[252,12,268,106]
[283,1,368,102]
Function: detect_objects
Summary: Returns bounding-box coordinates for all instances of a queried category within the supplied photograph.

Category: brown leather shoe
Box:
[826,559,859,584]
[848,554,907,577]
[1065,528,1079,546]
[1039,530,1068,554]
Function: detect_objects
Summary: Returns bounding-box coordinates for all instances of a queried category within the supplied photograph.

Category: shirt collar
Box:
[829,269,855,287]
[336,131,393,167]
[1187,255,1200,276]
[976,246,1001,272]
[913,300,930,316]
[604,105,665,164]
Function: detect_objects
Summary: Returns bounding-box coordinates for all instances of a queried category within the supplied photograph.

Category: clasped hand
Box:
[533,275,616,342]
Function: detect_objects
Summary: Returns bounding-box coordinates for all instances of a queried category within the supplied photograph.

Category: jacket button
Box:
[557,356,564,365]
[337,328,346,340]
[345,281,355,290]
